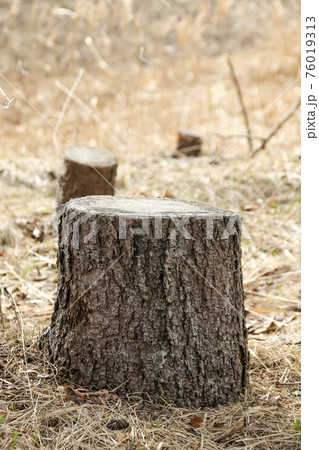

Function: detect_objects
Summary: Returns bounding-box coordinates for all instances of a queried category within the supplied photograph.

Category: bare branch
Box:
[211,131,265,141]
[251,98,301,157]
[227,57,253,153]
[52,68,84,151]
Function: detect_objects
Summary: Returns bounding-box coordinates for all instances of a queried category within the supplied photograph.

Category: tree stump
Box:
[57,145,117,207]
[176,130,202,157]
[43,196,248,408]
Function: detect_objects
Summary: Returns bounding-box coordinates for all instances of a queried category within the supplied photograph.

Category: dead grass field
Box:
[0,1,300,448]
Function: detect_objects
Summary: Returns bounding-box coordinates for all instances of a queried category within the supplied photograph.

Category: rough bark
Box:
[57,145,117,206]
[42,196,248,408]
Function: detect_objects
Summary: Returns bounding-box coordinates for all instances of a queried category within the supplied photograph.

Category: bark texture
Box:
[57,146,117,206]
[43,196,248,408]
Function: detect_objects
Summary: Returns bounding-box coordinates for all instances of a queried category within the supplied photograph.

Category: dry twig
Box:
[251,98,301,157]
[0,87,15,109]
[227,57,253,153]
[3,260,54,303]
[211,131,264,141]
[214,417,245,442]
[52,68,84,151]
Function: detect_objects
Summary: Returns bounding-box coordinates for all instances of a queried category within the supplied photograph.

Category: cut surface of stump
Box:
[57,145,117,206]
[43,196,248,408]
[176,130,202,157]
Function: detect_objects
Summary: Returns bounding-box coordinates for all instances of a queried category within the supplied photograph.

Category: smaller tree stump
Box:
[52,146,117,231]
[57,145,117,207]
[176,130,202,157]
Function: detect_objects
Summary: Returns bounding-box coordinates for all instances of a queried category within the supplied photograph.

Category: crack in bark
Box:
[42,198,248,407]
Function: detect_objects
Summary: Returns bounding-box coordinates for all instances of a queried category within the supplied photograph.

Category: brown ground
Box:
[0,1,300,448]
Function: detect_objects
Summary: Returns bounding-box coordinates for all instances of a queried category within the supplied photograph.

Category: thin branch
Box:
[52,68,84,151]
[9,291,34,405]
[0,288,6,328]
[0,87,15,109]
[227,57,253,153]
[211,131,265,141]
[84,36,112,73]
[251,98,301,157]
[3,260,54,303]
[55,79,126,148]
[214,417,245,443]
[245,290,300,304]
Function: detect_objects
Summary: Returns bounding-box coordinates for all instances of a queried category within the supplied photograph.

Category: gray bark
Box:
[43,196,248,408]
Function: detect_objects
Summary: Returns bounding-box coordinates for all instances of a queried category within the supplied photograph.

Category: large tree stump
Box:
[57,145,117,206]
[43,196,248,408]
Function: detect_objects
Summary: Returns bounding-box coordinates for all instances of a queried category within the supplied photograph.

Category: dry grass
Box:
[0,0,300,448]
[0,327,300,449]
